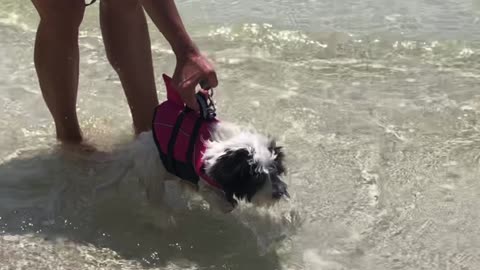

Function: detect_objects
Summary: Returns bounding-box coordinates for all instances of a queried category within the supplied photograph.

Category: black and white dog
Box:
[100,75,289,214]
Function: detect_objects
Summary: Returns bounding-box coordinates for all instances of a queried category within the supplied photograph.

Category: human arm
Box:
[141,0,218,111]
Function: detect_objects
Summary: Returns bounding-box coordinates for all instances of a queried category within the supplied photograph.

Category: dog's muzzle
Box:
[272,180,290,200]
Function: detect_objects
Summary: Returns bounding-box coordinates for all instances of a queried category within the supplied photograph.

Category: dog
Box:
[100,74,289,214]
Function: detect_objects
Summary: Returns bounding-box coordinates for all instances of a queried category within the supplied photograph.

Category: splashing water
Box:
[1,0,480,269]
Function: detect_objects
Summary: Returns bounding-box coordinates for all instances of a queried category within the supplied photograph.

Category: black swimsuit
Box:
[85,0,96,6]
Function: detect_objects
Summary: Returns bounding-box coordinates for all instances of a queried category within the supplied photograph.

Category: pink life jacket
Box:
[152,74,222,190]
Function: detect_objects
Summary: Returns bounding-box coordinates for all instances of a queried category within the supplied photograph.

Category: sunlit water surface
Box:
[1,1,480,269]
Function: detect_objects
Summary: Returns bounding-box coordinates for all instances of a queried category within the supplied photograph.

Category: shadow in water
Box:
[0,148,284,270]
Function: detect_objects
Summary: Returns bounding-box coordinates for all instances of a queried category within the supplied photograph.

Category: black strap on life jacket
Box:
[165,108,203,177]
[167,111,186,175]
[186,117,204,165]
[156,91,216,181]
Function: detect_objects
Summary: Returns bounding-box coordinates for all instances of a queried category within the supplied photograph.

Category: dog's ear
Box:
[268,139,284,160]
[209,147,266,202]
[212,148,263,183]
[269,139,286,175]
[217,148,252,174]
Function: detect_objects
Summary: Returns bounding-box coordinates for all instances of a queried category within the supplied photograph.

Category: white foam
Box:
[0,13,34,32]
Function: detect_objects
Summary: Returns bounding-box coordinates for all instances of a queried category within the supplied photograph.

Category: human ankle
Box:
[56,125,83,144]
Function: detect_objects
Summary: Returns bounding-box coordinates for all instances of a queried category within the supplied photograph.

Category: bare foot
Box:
[60,140,98,154]
[56,140,112,162]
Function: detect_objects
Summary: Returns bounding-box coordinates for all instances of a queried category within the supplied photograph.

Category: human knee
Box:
[32,0,85,29]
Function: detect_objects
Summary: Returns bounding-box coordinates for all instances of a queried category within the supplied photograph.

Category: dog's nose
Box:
[272,180,289,199]
[272,191,283,199]
[272,190,290,199]
[272,184,290,200]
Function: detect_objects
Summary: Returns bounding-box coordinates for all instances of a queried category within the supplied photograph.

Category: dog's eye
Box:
[273,164,286,175]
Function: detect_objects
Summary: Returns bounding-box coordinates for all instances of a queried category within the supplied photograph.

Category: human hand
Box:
[172,52,218,111]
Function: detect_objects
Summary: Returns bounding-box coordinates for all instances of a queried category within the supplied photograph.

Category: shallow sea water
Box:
[1,0,480,269]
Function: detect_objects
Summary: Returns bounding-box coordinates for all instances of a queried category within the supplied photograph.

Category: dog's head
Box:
[203,131,289,207]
